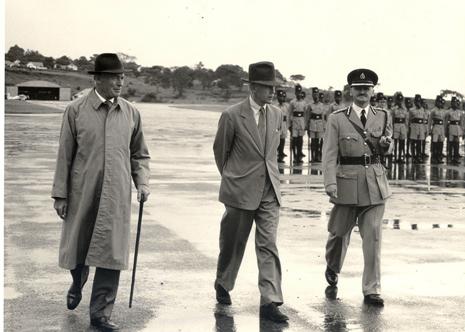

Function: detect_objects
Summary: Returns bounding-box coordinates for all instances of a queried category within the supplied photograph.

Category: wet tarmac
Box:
[4,101,465,331]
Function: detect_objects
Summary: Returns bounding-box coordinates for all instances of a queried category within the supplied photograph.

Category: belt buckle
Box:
[363,154,370,167]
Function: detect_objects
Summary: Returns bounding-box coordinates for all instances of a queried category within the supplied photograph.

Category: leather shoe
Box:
[364,294,384,306]
[325,266,338,286]
[90,317,120,331]
[215,281,231,305]
[260,303,289,323]
[66,268,89,310]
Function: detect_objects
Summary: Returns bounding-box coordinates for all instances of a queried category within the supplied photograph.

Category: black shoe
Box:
[260,303,289,323]
[66,268,89,310]
[283,153,288,157]
[215,281,231,305]
[325,266,338,286]
[90,317,120,331]
[364,294,384,306]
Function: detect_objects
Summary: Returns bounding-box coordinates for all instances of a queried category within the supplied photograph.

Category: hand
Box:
[137,184,150,202]
[54,198,68,220]
[326,184,337,199]
[379,136,392,148]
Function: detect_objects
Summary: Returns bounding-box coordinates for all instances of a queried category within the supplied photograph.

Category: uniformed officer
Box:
[386,96,393,111]
[428,96,446,164]
[307,87,327,162]
[319,91,325,103]
[289,86,307,163]
[391,93,408,163]
[376,92,387,109]
[370,96,377,107]
[445,96,464,165]
[408,94,427,163]
[418,95,430,160]
[276,89,290,163]
[323,68,392,306]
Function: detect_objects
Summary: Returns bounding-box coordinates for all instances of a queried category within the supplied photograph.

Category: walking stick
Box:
[129,200,144,308]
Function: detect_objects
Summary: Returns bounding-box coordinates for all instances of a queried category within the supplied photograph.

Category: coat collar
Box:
[347,105,376,129]
[88,88,122,111]
[240,98,264,155]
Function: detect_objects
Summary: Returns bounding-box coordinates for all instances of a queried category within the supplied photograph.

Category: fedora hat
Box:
[88,53,125,74]
[242,61,278,87]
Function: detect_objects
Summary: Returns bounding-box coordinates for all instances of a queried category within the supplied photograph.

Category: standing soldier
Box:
[307,87,326,162]
[420,96,430,160]
[327,90,344,116]
[387,96,394,111]
[319,91,325,103]
[276,89,290,163]
[428,96,446,164]
[323,68,392,306]
[370,96,377,107]
[376,93,387,109]
[408,95,427,163]
[289,86,307,163]
[391,93,408,163]
[445,96,464,165]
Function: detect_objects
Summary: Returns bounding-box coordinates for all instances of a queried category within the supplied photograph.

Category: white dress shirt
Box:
[351,103,370,120]
[249,95,267,125]
[95,89,115,104]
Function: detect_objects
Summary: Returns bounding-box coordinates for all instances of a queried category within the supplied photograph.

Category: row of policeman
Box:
[275,86,465,165]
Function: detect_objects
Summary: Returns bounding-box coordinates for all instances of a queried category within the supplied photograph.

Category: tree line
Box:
[5,45,289,98]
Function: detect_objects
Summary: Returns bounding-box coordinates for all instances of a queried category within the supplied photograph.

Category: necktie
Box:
[360,109,367,127]
[102,100,112,111]
[258,107,266,148]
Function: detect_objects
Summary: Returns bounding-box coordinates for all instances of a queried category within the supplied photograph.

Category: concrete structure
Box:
[5,80,71,101]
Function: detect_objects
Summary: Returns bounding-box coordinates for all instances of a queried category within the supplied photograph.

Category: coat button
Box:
[364,142,367,145]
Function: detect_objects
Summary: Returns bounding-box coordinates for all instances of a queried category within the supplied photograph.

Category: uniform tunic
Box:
[277,102,290,139]
[428,107,446,142]
[52,90,150,270]
[445,109,464,140]
[288,99,307,137]
[307,101,327,138]
[409,107,427,140]
[391,105,409,139]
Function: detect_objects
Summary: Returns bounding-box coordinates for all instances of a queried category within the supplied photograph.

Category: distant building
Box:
[5,80,71,101]
[55,63,78,71]
[26,62,47,70]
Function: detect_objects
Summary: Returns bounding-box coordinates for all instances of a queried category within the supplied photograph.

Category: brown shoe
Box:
[260,303,289,323]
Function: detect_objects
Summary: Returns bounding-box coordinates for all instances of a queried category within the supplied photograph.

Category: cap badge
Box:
[360,73,366,80]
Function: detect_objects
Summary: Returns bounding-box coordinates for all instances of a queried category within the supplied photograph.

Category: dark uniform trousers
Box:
[215,175,283,306]
[325,204,385,296]
[71,264,120,319]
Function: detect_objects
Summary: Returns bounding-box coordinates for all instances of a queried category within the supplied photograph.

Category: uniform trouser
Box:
[325,204,385,295]
[277,138,285,159]
[70,264,120,320]
[215,180,283,305]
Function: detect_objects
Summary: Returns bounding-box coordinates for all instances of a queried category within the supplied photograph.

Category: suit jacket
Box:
[213,98,282,210]
[323,106,392,206]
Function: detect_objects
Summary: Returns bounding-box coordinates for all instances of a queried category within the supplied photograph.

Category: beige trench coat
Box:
[52,90,150,270]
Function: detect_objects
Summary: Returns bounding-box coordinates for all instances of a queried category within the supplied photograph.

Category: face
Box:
[335,95,342,103]
[451,100,458,109]
[350,86,374,107]
[405,99,412,108]
[277,93,286,103]
[312,92,319,101]
[378,99,387,108]
[251,83,275,105]
[95,73,124,99]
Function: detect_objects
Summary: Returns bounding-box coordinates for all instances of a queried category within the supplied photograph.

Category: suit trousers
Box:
[215,177,283,305]
[70,265,120,319]
[325,204,385,295]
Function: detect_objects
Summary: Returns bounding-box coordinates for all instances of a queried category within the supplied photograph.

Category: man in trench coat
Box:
[213,61,288,323]
[52,53,150,331]
[323,69,392,306]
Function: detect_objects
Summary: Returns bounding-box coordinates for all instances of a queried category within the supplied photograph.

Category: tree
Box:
[171,66,194,97]
[194,67,214,90]
[74,56,92,71]
[5,45,25,61]
[290,74,305,82]
[23,49,45,63]
[117,52,137,64]
[43,56,55,69]
[275,69,286,83]
[215,64,247,90]
[56,55,72,66]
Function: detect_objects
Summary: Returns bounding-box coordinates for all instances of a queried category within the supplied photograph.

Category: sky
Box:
[4,0,465,98]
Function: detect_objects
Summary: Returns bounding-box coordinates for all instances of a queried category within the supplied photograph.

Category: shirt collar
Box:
[249,95,267,115]
[95,89,115,104]
[351,102,369,118]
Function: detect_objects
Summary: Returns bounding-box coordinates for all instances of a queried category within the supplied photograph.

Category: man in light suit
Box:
[323,69,393,306]
[213,61,288,323]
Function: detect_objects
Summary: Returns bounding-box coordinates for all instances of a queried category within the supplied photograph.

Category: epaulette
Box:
[333,107,348,114]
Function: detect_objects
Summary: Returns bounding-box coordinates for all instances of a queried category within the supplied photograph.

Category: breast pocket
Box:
[335,171,358,204]
[339,134,359,156]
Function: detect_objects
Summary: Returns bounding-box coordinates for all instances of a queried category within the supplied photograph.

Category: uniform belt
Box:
[339,154,380,166]
[411,118,424,124]
[424,119,428,124]
[310,114,322,119]
[394,118,406,123]
[433,119,444,125]
[449,120,460,125]
[293,111,304,117]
